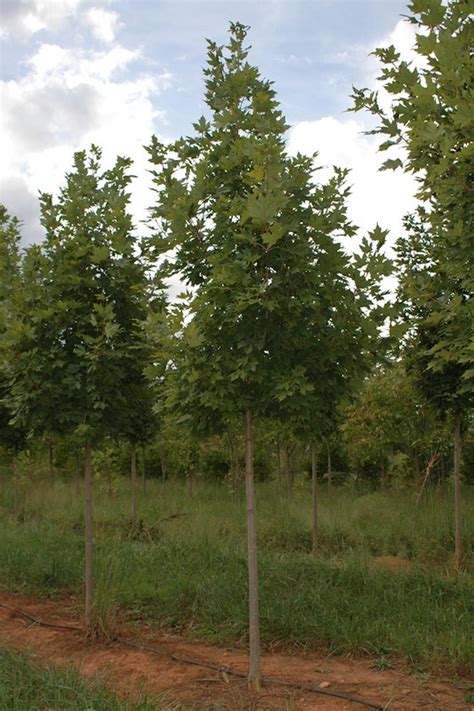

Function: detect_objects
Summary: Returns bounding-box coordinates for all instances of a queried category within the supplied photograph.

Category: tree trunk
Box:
[326,440,332,497]
[48,438,54,485]
[285,444,292,505]
[13,454,19,517]
[415,452,439,508]
[160,454,167,482]
[107,468,114,499]
[311,442,318,552]
[244,409,261,686]
[454,413,462,568]
[84,441,93,631]
[141,442,146,495]
[276,438,282,487]
[131,444,137,527]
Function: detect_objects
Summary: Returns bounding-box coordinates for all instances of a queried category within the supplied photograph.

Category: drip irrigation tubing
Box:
[0,602,383,710]
[0,603,81,632]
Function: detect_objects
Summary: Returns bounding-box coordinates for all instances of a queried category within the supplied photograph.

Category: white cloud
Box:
[381,19,426,70]
[287,117,417,247]
[0,0,81,38]
[366,18,428,114]
[83,7,121,44]
[1,41,173,243]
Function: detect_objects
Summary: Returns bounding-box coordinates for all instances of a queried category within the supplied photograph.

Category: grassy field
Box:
[0,645,175,710]
[1,477,473,675]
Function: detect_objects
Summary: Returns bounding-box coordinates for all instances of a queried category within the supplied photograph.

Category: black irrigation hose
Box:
[0,603,81,632]
[0,603,383,711]
[118,639,384,709]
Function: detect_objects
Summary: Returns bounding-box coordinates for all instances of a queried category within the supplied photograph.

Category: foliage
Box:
[351,0,474,417]
[342,364,451,483]
[3,147,150,445]
[0,206,26,453]
[148,23,391,444]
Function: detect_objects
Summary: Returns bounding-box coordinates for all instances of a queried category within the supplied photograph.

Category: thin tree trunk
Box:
[13,454,19,516]
[415,452,439,508]
[131,444,137,527]
[276,438,282,487]
[195,450,200,493]
[160,454,167,482]
[48,438,54,485]
[244,409,261,686]
[84,441,93,631]
[285,444,292,505]
[107,467,114,499]
[454,413,462,568]
[141,442,146,495]
[311,442,318,552]
[439,455,446,492]
[326,439,332,497]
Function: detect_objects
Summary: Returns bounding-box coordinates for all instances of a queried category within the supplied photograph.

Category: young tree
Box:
[112,244,161,526]
[147,23,386,682]
[4,147,148,630]
[0,206,27,510]
[352,0,473,566]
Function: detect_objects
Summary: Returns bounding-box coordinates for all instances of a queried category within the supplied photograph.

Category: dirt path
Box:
[0,593,469,710]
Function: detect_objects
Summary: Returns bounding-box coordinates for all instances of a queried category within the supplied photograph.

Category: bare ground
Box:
[0,593,470,710]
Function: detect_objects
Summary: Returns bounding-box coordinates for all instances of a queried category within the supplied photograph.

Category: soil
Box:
[0,592,470,710]
[369,556,415,572]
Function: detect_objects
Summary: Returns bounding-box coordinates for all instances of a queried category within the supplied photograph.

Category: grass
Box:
[0,477,473,675]
[0,645,177,710]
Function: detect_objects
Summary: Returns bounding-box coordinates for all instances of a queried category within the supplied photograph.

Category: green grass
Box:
[0,478,473,675]
[6,476,474,567]
[0,645,177,710]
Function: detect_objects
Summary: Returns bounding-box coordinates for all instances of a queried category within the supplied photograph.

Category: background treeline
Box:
[2,361,473,493]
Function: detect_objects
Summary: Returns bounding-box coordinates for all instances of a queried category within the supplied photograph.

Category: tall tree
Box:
[352,0,473,566]
[4,147,148,630]
[0,206,27,508]
[147,22,384,683]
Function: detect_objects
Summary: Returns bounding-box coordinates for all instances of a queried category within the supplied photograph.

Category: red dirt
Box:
[370,556,415,572]
[0,593,470,710]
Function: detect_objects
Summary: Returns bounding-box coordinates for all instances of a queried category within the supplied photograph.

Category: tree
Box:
[112,237,162,526]
[351,0,473,566]
[341,362,450,485]
[147,22,387,682]
[0,206,27,512]
[4,146,148,630]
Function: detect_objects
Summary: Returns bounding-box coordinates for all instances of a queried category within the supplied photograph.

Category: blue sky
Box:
[1,0,417,246]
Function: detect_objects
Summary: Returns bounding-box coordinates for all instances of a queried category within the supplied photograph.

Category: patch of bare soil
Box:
[369,556,415,573]
[0,593,469,710]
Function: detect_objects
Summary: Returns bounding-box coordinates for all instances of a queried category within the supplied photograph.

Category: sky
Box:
[0,0,419,249]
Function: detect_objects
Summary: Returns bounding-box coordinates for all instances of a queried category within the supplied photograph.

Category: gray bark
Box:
[244,409,261,685]
[13,455,19,517]
[454,413,462,568]
[311,442,318,552]
[84,441,93,630]
[131,444,137,527]
[48,438,54,485]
